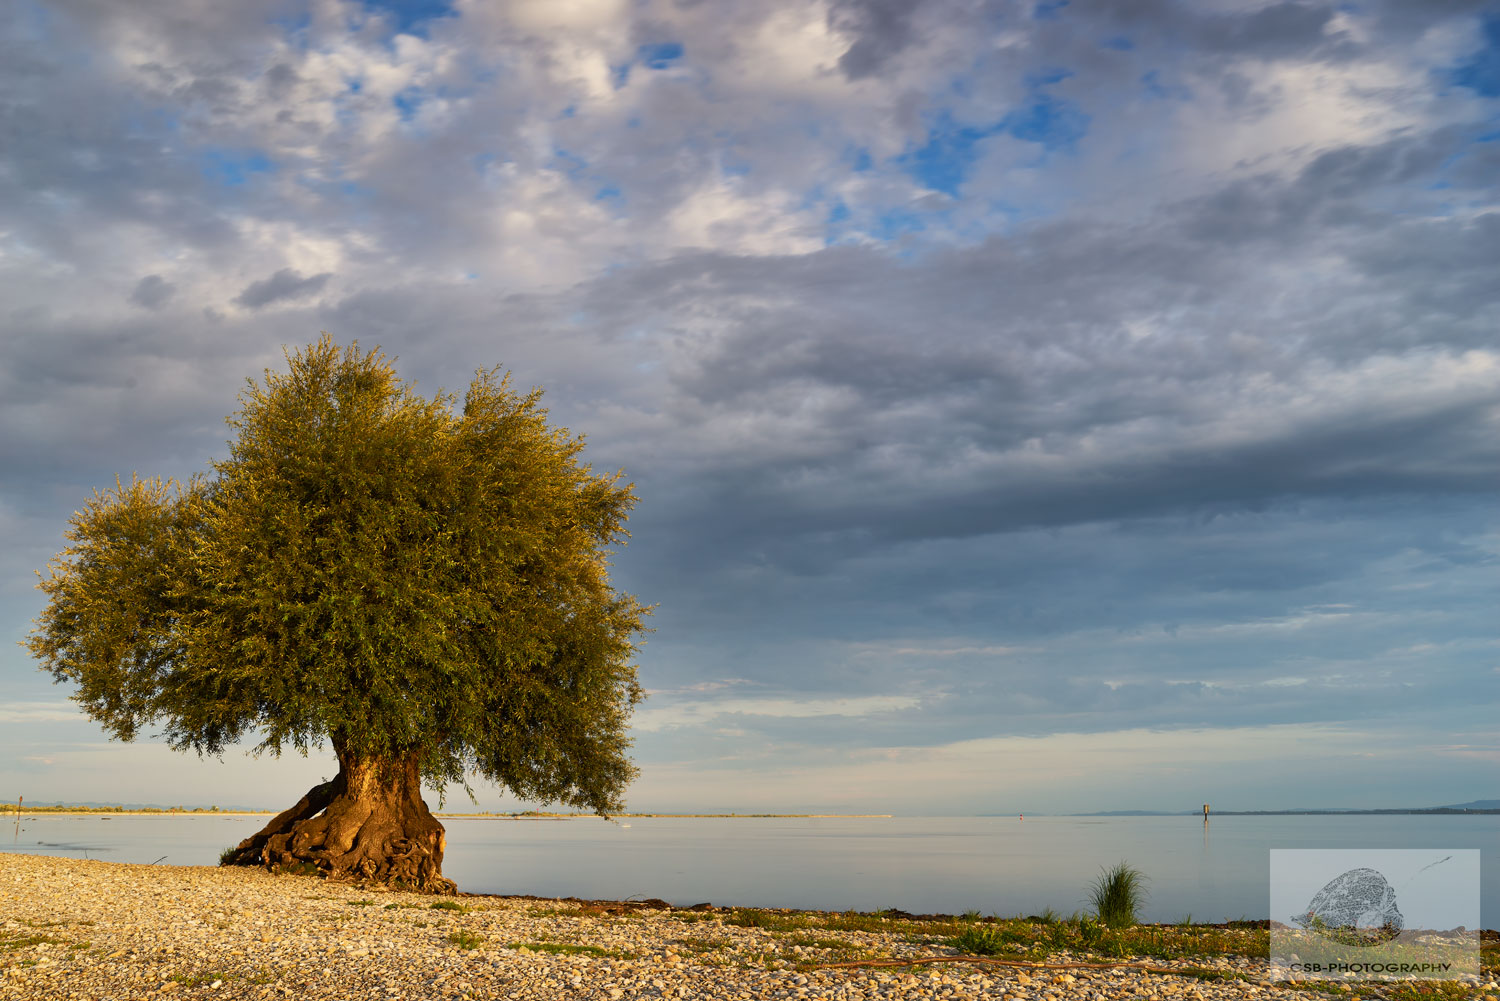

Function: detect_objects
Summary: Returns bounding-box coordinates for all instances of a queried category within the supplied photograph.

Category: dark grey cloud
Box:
[829,0,923,79]
[1065,0,1346,57]
[1189,2,1341,58]
[830,0,1351,83]
[233,268,333,309]
[129,275,175,309]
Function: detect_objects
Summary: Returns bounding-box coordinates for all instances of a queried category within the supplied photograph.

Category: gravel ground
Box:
[0,854,1480,1000]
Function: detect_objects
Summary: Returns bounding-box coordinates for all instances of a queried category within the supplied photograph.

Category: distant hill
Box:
[1074,799,1500,817]
[1075,810,1185,816]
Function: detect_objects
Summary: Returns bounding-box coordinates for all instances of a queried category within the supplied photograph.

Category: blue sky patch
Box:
[1449,14,1500,97]
[393,86,423,121]
[1000,93,1090,150]
[639,42,684,69]
[1033,0,1068,20]
[268,6,311,48]
[1102,36,1133,51]
[1026,67,1073,87]
[870,206,932,242]
[552,147,589,179]
[359,0,456,37]
[199,149,275,186]
[900,114,1001,196]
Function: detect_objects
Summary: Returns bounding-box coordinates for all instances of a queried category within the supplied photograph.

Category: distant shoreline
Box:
[1080,810,1500,817]
[15,804,1497,817]
[8,807,894,819]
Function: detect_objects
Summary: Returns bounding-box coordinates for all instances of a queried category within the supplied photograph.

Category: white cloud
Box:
[851,641,1029,658]
[632,693,923,732]
[0,702,86,724]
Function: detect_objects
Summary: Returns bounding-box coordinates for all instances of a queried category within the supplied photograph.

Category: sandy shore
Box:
[0,854,1468,1000]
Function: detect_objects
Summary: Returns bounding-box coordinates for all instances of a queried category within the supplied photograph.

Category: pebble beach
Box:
[0,854,1487,1001]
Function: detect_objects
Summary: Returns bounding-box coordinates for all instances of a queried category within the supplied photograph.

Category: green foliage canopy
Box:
[27,337,649,813]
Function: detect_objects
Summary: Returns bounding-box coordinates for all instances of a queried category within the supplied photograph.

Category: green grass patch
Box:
[446,929,485,950]
[1369,981,1490,1001]
[949,924,1015,957]
[430,900,471,912]
[791,936,858,951]
[709,905,1281,969]
[348,900,375,907]
[723,908,782,929]
[0,934,70,952]
[507,941,630,958]
[724,908,954,936]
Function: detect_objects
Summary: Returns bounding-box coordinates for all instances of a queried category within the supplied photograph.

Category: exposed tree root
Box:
[222,743,455,894]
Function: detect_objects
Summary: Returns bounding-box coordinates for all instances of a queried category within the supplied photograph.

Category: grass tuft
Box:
[950,924,1011,956]
[508,941,630,958]
[430,900,470,912]
[446,929,484,950]
[1088,861,1147,929]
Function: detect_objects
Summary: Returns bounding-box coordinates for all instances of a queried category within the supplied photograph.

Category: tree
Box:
[26,337,649,893]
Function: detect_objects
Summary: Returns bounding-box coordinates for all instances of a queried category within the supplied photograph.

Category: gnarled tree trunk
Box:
[223,738,455,894]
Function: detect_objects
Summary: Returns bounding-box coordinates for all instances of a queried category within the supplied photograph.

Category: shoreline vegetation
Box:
[8,805,895,818]
[1,855,1495,1001]
[17,802,1498,817]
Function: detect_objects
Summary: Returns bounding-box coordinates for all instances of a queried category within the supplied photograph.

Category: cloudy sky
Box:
[2,0,1497,815]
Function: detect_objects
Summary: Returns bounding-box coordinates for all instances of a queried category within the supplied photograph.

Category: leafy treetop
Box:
[28,337,648,814]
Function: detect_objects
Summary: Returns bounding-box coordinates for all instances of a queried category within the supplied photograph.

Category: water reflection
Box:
[0,814,1493,925]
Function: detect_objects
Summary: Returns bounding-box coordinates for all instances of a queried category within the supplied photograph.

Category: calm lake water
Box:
[4,814,1496,925]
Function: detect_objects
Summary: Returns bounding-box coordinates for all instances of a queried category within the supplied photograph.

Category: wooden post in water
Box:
[1203,803,1209,820]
